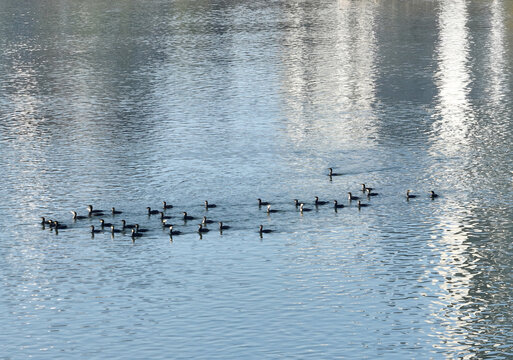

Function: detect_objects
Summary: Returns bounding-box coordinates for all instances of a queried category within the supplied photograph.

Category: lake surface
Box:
[1,0,513,358]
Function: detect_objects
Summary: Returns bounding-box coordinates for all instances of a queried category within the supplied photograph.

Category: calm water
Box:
[1,0,513,358]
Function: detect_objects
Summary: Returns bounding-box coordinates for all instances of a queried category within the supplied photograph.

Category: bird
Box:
[361,184,373,192]
[53,221,67,229]
[147,207,160,215]
[110,225,122,234]
[348,192,360,201]
[294,199,300,208]
[87,205,104,216]
[111,207,122,215]
[406,190,417,199]
[258,198,270,206]
[259,225,273,234]
[168,225,182,236]
[182,212,195,221]
[134,224,149,233]
[315,196,328,206]
[198,224,209,233]
[41,217,52,225]
[120,220,136,230]
[357,200,369,209]
[333,200,344,209]
[219,222,230,231]
[204,200,216,209]
[90,225,102,234]
[99,219,112,229]
[159,212,172,220]
[163,201,173,209]
[366,188,378,197]
[131,229,143,239]
[267,205,279,214]
[430,191,439,199]
[70,211,87,220]
[328,168,341,176]
[299,203,312,213]
[202,216,214,225]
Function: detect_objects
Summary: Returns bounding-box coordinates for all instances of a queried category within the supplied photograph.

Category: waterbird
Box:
[90,225,102,234]
[41,217,52,225]
[361,184,373,192]
[299,203,312,213]
[333,200,344,209]
[53,221,67,229]
[315,196,328,206]
[183,212,195,220]
[134,224,148,233]
[131,228,142,239]
[202,216,214,225]
[121,220,136,230]
[160,212,171,220]
[348,192,360,201]
[259,225,273,234]
[258,198,270,206]
[168,225,181,236]
[366,188,378,197]
[328,168,341,176]
[267,205,279,214]
[163,201,173,209]
[70,211,87,220]
[110,225,121,234]
[219,222,230,231]
[99,219,112,229]
[147,207,160,215]
[87,205,104,216]
[357,200,369,209]
[294,199,300,208]
[111,207,122,215]
[198,224,209,233]
[204,200,216,209]
[406,190,417,199]
[430,191,439,199]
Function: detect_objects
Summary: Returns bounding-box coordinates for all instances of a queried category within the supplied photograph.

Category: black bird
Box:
[110,225,122,234]
[361,184,373,192]
[258,198,270,206]
[294,199,300,208]
[111,207,122,215]
[131,229,143,239]
[266,205,279,214]
[357,200,369,209]
[333,200,344,209]
[90,225,102,234]
[53,221,67,229]
[202,216,214,225]
[219,222,230,231]
[163,201,173,209]
[99,219,112,229]
[168,225,182,236]
[406,190,417,199]
[328,168,341,176]
[160,212,172,220]
[299,203,312,213]
[198,224,209,233]
[147,207,160,215]
[87,205,104,216]
[134,224,149,233]
[366,188,378,197]
[41,217,52,225]
[70,211,87,220]
[259,225,273,234]
[430,191,439,199]
[204,200,217,209]
[315,196,328,206]
[348,192,360,201]
[121,220,136,230]
[183,212,195,221]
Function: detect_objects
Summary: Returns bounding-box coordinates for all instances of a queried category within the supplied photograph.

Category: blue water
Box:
[1,0,513,358]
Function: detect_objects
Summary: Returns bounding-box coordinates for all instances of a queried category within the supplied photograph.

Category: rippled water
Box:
[1,0,513,358]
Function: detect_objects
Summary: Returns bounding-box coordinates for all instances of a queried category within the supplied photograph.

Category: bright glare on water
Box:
[1,0,513,358]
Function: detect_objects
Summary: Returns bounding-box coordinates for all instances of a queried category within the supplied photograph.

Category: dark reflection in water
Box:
[1,0,513,358]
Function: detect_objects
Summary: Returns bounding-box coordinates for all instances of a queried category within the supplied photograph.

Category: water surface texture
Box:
[1,0,513,358]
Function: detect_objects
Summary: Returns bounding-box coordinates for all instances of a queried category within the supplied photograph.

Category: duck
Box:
[406,190,417,199]
[357,200,369,208]
[53,221,67,229]
[219,222,230,231]
[259,225,273,234]
[361,184,373,192]
[87,205,104,216]
[90,225,102,234]
[328,168,341,176]
[131,228,143,239]
[314,196,328,206]
[168,225,182,236]
[333,200,344,209]
[99,219,112,229]
[134,224,149,233]
[162,201,173,209]
[267,205,279,214]
[430,191,439,199]
[299,203,312,213]
[202,216,214,225]
[366,188,378,197]
[182,212,195,221]
[110,225,122,234]
[147,207,160,215]
[348,192,360,201]
[198,224,209,233]
[111,207,122,215]
[204,200,217,209]
[258,198,270,206]
[70,211,87,220]
[160,212,172,220]
[120,220,136,230]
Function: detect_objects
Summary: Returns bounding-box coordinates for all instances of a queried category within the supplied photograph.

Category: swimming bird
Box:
[366,188,378,197]
[134,224,149,233]
[99,219,112,229]
[361,184,373,192]
[163,201,173,209]
[202,216,214,225]
[204,200,217,209]
[70,211,87,220]
[90,225,102,234]
[111,207,122,215]
[348,192,360,201]
[41,217,52,225]
[147,207,160,215]
[258,198,270,206]
[328,168,341,176]
[53,221,67,229]
[131,228,142,239]
[183,212,195,220]
[110,225,121,234]
[294,199,300,208]
[333,200,344,209]
[315,196,328,206]
[259,225,273,234]
[267,205,279,214]
[299,203,312,213]
[198,224,209,233]
[357,200,369,208]
[160,212,172,220]
[219,222,230,231]
[120,220,136,230]
[406,190,417,199]
[168,225,182,236]
[87,205,104,216]
[430,190,439,199]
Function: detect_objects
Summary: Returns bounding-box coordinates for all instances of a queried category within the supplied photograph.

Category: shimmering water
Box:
[1,0,513,358]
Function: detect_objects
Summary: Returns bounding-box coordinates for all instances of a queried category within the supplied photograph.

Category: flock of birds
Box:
[40,168,439,241]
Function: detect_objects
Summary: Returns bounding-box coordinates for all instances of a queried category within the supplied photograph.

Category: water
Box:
[1,0,513,358]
